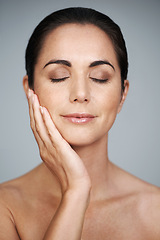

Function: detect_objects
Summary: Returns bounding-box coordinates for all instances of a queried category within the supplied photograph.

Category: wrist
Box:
[64,184,91,208]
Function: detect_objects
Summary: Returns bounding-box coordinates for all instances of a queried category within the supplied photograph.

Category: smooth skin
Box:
[0,24,160,240]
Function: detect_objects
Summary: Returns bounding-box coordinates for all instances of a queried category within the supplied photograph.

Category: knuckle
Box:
[35,122,41,134]
[46,141,56,154]
[30,120,34,130]
[39,147,47,160]
[48,129,53,139]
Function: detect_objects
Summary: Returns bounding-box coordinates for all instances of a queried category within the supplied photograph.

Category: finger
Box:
[27,89,34,128]
[28,90,45,148]
[41,108,88,175]
[40,107,81,169]
[40,107,67,149]
[32,93,53,148]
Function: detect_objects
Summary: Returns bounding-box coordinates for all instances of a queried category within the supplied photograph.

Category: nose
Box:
[69,76,90,103]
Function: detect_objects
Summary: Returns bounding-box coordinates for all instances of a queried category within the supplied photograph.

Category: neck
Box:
[72,134,112,201]
[40,134,114,202]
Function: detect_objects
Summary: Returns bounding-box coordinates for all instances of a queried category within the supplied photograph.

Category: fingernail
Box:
[32,94,35,103]
[40,106,43,114]
[28,89,32,98]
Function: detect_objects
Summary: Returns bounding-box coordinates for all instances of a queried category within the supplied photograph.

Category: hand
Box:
[27,89,91,194]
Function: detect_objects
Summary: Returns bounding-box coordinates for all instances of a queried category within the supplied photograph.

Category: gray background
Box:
[0,0,160,186]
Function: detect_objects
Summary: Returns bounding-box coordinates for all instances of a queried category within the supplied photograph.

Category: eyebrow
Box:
[89,60,115,70]
[43,59,115,70]
[43,59,71,68]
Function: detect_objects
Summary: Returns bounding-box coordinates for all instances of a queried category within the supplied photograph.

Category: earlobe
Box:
[117,80,129,113]
[23,75,29,98]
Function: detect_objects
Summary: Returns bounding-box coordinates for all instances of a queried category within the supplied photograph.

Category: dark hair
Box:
[25,7,128,91]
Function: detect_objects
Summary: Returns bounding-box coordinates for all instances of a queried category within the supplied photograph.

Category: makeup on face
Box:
[61,113,96,124]
[43,58,115,84]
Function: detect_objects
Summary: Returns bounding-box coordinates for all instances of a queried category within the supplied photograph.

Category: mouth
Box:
[61,113,96,124]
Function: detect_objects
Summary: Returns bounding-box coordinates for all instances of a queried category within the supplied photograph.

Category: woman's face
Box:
[28,24,128,146]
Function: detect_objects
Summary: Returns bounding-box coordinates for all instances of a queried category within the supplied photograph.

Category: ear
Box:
[117,80,129,113]
[23,75,30,98]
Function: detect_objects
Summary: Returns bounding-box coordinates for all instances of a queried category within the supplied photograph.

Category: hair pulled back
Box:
[25,7,128,90]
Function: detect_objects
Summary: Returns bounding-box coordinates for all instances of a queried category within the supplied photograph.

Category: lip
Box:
[62,113,96,124]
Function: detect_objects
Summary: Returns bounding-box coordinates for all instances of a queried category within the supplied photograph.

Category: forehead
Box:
[37,23,119,68]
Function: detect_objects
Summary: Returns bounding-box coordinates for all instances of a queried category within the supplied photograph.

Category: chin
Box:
[60,128,103,148]
[56,126,92,145]
[64,134,94,147]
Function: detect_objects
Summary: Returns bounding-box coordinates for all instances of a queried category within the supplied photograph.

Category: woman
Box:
[0,7,160,240]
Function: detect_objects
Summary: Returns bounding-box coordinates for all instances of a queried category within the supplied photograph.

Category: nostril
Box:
[73,98,88,102]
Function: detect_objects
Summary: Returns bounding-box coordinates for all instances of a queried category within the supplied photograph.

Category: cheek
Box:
[101,88,121,128]
[102,86,121,112]
[35,87,62,114]
[36,88,70,133]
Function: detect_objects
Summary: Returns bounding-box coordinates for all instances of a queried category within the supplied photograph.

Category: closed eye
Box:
[50,77,108,83]
[90,77,108,83]
[50,77,69,82]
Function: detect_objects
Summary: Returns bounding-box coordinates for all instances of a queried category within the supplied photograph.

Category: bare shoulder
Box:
[0,178,26,240]
[0,164,60,239]
[0,163,61,217]
[121,165,160,238]
[0,177,22,205]
[0,174,29,219]
[0,166,36,200]
[111,163,160,238]
[0,164,44,215]
[0,164,51,207]
[138,184,160,238]
[124,184,160,239]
